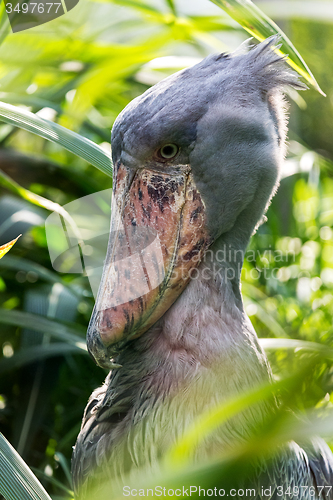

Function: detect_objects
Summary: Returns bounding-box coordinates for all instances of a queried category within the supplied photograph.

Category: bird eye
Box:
[157,144,179,160]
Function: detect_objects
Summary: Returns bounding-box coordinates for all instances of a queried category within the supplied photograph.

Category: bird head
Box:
[87,37,305,369]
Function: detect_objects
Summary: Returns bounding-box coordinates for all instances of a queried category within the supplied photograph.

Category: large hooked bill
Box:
[87,162,211,369]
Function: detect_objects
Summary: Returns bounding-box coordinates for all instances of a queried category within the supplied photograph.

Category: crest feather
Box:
[234,35,307,95]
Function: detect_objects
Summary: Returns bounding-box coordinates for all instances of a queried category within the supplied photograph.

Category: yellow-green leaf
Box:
[210,0,325,95]
[0,236,21,260]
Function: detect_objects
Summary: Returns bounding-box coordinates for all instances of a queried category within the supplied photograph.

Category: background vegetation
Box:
[0,0,333,498]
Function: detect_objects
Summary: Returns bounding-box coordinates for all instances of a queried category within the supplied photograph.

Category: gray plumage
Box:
[72,37,333,499]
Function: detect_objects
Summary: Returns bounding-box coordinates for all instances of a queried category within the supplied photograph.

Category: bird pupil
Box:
[162,144,176,158]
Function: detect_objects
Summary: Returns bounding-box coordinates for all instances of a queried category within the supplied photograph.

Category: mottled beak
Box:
[87,162,211,369]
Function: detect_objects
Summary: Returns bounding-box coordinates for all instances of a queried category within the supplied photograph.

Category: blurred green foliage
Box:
[0,0,333,498]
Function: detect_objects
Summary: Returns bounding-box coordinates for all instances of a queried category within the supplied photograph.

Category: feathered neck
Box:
[105,235,272,406]
[81,236,275,484]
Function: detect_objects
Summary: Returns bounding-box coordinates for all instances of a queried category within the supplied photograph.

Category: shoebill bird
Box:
[72,37,333,498]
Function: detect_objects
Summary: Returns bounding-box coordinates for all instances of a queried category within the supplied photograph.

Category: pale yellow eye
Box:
[158,144,179,160]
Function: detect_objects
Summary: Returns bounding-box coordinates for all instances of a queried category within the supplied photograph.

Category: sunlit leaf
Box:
[165,0,177,16]
[260,337,333,360]
[210,0,325,95]
[0,1,10,47]
[97,0,160,13]
[87,405,333,500]
[0,101,112,176]
[0,235,21,260]
[0,432,52,500]
[244,298,287,338]
[164,378,277,466]
[164,358,325,467]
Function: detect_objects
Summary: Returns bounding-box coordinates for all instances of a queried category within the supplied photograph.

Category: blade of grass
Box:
[165,0,176,16]
[0,255,89,300]
[0,2,10,46]
[31,468,73,496]
[246,300,287,338]
[210,0,324,95]
[0,432,52,500]
[260,337,333,360]
[164,358,322,467]
[0,101,112,176]
[54,452,73,488]
[0,309,87,349]
[94,0,160,13]
[91,406,333,500]
[164,377,278,467]
[52,497,74,500]
[0,343,87,374]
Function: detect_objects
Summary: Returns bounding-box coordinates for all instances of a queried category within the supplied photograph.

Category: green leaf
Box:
[0,309,87,349]
[90,404,333,500]
[0,101,112,176]
[106,0,160,14]
[0,169,85,248]
[0,255,88,300]
[31,467,73,495]
[54,452,73,489]
[0,432,52,500]
[210,0,325,95]
[164,358,324,467]
[0,343,87,374]
[164,0,176,16]
[0,2,10,47]
[260,337,333,360]
[245,299,287,338]
[31,467,74,500]
[164,376,278,466]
